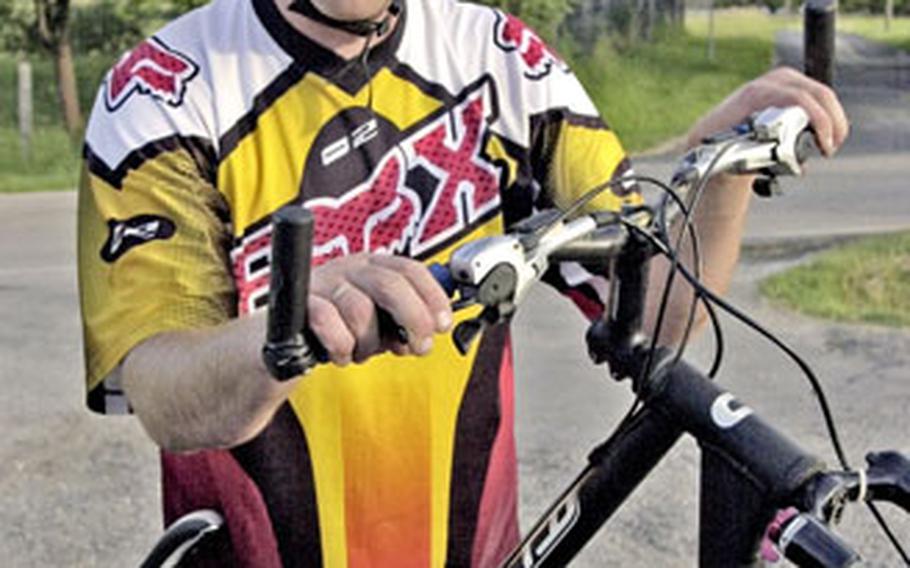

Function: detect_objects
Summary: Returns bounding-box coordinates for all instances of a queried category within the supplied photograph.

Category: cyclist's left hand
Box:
[685,66,849,157]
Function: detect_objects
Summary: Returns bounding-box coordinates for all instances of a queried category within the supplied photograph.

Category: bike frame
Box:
[499,232,826,568]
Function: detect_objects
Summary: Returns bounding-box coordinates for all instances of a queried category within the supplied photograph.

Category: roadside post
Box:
[18,58,33,163]
[804,0,836,87]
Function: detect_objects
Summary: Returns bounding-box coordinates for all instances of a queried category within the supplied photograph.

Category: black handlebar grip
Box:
[776,514,861,568]
[262,206,325,381]
[804,0,836,87]
[795,130,816,165]
[267,207,314,345]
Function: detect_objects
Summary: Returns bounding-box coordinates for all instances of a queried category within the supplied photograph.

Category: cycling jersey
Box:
[78,0,640,565]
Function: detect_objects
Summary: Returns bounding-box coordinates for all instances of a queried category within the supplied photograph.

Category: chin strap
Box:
[289,0,402,37]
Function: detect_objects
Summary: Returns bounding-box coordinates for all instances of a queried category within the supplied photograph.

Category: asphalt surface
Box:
[1,32,908,567]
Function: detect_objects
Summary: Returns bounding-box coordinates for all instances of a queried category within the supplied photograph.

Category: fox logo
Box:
[105,38,199,111]
[231,84,503,315]
[493,12,567,80]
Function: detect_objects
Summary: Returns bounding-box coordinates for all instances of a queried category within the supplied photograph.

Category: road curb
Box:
[741,227,910,261]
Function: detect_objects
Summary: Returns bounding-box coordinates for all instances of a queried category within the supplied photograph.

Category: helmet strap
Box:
[288,0,402,37]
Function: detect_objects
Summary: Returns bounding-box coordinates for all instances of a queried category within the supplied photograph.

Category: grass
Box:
[572,9,910,152]
[0,52,113,129]
[572,9,791,152]
[761,232,910,327]
[838,14,910,52]
[0,53,111,192]
[0,128,82,192]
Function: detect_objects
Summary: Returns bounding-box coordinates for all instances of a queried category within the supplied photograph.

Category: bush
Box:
[71,1,144,55]
[471,0,575,42]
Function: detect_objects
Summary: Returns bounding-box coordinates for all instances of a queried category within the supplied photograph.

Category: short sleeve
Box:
[78,49,234,414]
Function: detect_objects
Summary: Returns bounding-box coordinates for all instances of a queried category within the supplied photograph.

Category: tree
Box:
[33,0,82,139]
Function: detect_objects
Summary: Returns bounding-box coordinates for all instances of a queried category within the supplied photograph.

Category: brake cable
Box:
[627,223,910,564]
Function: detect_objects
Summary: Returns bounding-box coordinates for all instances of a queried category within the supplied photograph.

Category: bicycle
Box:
[140,6,910,561]
[142,101,908,567]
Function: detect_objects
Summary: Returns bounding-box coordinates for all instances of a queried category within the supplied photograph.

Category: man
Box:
[77,0,848,565]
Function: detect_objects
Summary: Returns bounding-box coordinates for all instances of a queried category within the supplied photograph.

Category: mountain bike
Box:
[141,102,909,567]
[140,6,910,563]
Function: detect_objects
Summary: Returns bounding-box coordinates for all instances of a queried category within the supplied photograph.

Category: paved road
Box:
[514,31,910,566]
[1,34,908,568]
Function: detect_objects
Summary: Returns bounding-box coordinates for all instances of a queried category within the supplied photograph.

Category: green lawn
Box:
[574,9,791,152]
[838,14,910,52]
[0,53,112,129]
[0,128,81,193]
[761,232,910,327]
[0,53,111,192]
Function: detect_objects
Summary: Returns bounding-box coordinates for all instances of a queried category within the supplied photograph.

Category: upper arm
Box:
[78,39,235,414]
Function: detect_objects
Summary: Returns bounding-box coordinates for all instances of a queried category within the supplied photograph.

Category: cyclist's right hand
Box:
[307,253,453,366]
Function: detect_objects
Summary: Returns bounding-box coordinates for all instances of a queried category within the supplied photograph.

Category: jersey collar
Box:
[252,0,406,94]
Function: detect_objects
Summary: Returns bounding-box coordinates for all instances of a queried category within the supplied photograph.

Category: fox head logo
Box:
[493,12,567,80]
[105,38,199,111]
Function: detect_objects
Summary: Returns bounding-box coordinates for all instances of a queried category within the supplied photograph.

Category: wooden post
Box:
[885,0,893,32]
[18,59,33,163]
[707,0,716,62]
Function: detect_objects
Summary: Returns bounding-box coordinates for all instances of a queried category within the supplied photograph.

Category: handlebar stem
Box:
[586,229,654,379]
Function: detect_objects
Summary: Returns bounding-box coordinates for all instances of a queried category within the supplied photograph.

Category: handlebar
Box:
[262,207,326,381]
[262,104,816,374]
[260,105,908,565]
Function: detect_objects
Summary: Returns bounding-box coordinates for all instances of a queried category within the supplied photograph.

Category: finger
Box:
[328,281,384,362]
[368,254,453,331]
[767,83,835,156]
[347,265,437,355]
[786,75,849,150]
[771,68,849,152]
[307,294,355,366]
[389,342,413,357]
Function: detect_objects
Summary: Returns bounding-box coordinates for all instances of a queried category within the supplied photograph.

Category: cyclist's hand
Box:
[685,66,849,157]
[306,253,453,366]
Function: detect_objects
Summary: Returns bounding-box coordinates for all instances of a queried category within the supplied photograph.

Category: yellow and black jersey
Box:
[78,0,641,565]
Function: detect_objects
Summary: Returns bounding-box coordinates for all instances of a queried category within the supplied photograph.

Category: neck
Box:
[275,0,399,59]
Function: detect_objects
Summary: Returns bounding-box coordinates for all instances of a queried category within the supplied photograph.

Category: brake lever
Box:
[670,106,813,192]
[865,451,910,512]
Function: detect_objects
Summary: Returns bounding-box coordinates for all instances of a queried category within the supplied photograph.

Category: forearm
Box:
[121,313,300,452]
[644,174,753,345]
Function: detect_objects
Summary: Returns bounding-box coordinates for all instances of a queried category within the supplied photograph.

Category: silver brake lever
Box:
[448,214,601,308]
[671,106,812,188]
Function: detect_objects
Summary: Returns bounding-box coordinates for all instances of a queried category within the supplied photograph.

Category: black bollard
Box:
[804,0,836,87]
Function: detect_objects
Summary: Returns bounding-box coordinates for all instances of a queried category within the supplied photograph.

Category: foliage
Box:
[1,0,213,55]
[710,0,909,13]
[0,53,114,128]
[70,0,143,55]
[762,232,910,327]
[568,10,777,151]
[839,0,910,15]
[471,0,575,42]
[0,1,37,53]
[33,0,73,50]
